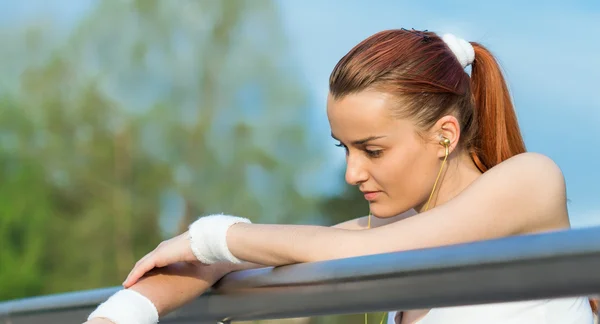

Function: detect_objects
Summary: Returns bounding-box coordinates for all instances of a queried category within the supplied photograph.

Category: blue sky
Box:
[276,0,600,227]
[1,1,598,227]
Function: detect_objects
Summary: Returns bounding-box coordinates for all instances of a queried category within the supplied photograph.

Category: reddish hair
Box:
[328,28,598,313]
[328,29,525,172]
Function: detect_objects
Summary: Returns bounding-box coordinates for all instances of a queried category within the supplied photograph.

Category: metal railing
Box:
[2,226,600,323]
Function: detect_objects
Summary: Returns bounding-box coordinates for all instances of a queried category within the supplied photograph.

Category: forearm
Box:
[128,261,262,316]
[224,211,415,265]
[95,215,376,323]
[86,214,380,324]
[333,209,415,230]
[127,261,228,316]
[332,215,370,230]
[107,216,365,320]
[227,223,365,265]
[85,262,224,324]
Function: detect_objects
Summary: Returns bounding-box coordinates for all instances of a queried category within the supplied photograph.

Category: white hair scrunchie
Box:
[441,33,475,68]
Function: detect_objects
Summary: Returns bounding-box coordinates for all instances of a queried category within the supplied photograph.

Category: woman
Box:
[85,29,597,324]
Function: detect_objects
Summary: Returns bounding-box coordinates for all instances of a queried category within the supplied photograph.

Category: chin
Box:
[369,203,408,219]
[370,203,402,218]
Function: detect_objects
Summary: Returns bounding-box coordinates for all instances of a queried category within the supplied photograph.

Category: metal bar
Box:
[2,226,600,323]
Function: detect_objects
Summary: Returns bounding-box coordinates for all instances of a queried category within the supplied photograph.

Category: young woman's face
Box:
[327,90,442,217]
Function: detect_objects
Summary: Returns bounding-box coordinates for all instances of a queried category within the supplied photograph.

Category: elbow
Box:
[513,153,568,229]
[511,153,566,199]
[526,153,566,204]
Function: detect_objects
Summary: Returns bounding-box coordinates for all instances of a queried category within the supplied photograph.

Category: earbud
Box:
[439,137,450,147]
[439,136,450,158]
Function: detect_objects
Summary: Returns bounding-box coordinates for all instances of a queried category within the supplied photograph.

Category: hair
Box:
[328,28,598,314]
[329,28,525,172]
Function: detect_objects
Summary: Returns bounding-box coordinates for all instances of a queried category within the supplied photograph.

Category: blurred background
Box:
[0,0,598,323]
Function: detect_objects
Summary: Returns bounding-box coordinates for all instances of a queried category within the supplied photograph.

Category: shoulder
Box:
[484,152,566,205]
[452,152,569,234]
[488,152,564,182]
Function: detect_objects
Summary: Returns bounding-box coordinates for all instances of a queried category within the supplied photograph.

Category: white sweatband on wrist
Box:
[87,289,159,324]
[188,214,252,264]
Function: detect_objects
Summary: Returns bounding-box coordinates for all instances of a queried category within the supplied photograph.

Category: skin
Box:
[88,90,571,324]
[85,261,236,324]
[84,209,409,324]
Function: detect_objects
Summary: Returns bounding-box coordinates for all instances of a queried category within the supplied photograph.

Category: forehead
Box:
[327,91,416,139]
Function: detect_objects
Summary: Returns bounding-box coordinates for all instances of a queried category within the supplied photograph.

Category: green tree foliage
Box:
[0,0,326,300]
[0,1,375,322]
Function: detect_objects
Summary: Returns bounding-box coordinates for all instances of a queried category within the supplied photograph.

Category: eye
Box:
[365,149,383,158]
[335,141,349,155]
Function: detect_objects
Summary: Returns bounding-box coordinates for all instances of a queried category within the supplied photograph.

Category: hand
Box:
[123,231,198,288]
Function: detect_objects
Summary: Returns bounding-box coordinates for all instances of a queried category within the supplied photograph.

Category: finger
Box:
[134,250,154,269]
[123,251,154,287]
[123,259,154,288]
[126,254,156,286]
[123,254,157,288]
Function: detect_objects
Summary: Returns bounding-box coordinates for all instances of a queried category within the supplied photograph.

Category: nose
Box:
[345,154,369,186]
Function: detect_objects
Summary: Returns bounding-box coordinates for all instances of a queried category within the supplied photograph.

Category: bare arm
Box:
[84,261,232,324]
[131,262,228,316]
[92,153,569,323]
[84,261,263,324]
[227,153,570,265]
[332,209,416,230]
[113,153,563,315]
[86,208,403,323]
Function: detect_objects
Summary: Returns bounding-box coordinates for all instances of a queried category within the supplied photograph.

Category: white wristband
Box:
[87,289,159,324]
[188,214,251,264]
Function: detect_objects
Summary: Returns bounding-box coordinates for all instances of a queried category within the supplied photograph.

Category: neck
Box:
[415,151,482,213]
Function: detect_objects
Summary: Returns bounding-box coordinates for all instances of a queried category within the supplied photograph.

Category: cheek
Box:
[377,145,435,207]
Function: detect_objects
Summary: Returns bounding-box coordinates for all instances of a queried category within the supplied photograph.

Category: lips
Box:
[362,191,380,201]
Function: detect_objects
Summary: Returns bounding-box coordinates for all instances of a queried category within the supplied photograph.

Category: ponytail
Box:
[469,42,526,172]
[470,43,600,315]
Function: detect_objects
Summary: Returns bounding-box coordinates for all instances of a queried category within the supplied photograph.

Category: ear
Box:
[431,115,461,158]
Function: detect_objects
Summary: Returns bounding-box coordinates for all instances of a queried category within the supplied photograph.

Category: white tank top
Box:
[386,297,594,324]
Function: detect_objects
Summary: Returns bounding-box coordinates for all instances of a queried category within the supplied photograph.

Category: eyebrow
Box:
[331,133,386,145]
